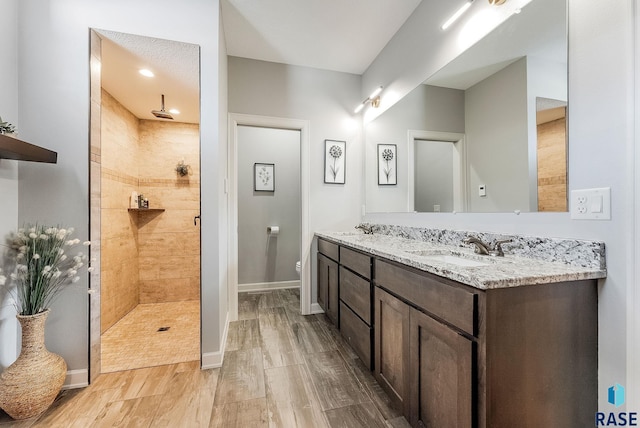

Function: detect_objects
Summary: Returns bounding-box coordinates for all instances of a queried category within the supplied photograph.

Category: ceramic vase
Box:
[0,309,66,420]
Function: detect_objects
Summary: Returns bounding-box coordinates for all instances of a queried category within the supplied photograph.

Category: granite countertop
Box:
[316,231,607,290]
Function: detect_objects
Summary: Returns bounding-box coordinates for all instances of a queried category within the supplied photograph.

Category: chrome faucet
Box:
[355,224,374,235]
[464,236,512,257]
[464,236,491,255]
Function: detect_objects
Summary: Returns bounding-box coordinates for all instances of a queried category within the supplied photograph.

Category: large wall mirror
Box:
[365,0,567,213]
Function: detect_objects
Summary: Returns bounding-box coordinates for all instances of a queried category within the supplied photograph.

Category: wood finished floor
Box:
[0,289,410,427]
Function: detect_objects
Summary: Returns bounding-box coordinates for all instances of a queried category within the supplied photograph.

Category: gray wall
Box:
[363,0,635,408]
[237,126,301,284]
[0,0,19,370]
[228,56,363,305]
[465,58,530,212]
[365,84,464,212]
[414,140,454,213]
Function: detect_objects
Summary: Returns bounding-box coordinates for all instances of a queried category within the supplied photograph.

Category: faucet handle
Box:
[490,239,513,257]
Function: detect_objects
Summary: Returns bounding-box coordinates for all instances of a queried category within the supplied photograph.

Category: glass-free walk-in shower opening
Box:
[89,29,202,378]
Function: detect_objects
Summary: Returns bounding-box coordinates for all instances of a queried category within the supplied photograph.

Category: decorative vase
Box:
[0,309,66,420]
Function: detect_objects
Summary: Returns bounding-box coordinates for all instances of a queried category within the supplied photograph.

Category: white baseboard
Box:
[202,311,230,369]
[310,303,324,314]
[238,280,300,293]
[63,369,88,389]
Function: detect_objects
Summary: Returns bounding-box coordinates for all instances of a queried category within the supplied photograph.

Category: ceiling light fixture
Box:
[441,0,473,30]
[139,69,154,77]
[354,86,383,114]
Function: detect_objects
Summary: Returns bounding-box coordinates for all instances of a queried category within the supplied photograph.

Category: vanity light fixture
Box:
[441,0,474,30]
[354,86,383,114]
[139,69,154,77]
[488,0,507,4]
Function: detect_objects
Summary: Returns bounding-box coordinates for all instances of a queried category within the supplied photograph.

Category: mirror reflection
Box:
[365,0,567,213]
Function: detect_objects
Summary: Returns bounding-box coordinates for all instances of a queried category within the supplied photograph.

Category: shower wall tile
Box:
[100,91,200,323]
[101,90,140,333]
[138,120,200,304]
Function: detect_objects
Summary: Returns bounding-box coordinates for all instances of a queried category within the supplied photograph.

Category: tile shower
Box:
[100,89,200,372]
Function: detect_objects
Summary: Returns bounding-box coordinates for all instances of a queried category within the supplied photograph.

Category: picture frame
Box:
[377,144,397,185]
[254,163,275,192]
[324,139,346,184]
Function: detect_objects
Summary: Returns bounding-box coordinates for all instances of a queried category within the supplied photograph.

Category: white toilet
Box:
[295,261,301,276]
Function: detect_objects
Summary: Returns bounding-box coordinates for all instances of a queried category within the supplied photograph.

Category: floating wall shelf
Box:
[0,134,58,163]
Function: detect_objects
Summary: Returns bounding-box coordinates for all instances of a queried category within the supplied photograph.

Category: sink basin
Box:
[422,254,489,267]
[403,249,490,267]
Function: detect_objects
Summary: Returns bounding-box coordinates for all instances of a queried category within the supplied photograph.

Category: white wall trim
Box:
[63,369,88,390]
[310,303,324,314]
[238,280,300,293]
[629,0,640,408]
[228,113,312,322]
[202,311,229,369]
[407,130,467,213]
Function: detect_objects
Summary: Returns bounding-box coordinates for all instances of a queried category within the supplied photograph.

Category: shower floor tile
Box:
[101,300,200,373]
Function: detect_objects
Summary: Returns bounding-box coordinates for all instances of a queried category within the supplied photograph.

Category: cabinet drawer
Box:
[339,267,372,324]
[318,238,339,262]
[375,259,477,335]
[340,247,371,279]
[340,302,372,370]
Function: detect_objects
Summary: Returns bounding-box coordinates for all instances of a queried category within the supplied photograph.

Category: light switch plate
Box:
[570,187,611,220]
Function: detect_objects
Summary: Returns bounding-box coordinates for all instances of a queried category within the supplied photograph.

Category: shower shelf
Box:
[0,134,57,163]
[128,208,165,212]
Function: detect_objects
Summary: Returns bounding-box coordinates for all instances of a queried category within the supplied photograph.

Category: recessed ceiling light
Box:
[168,109,180,115]
[139,69,154,77]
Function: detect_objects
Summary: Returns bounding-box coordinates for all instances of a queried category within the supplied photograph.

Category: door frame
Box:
[407,130,468,213]
[227,113,311,321]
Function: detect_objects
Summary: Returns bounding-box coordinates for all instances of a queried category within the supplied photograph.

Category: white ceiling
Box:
[221,0,423,75]
[97,29,201,124]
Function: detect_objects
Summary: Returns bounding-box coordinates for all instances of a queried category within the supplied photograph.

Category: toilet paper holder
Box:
[267,226,279,236]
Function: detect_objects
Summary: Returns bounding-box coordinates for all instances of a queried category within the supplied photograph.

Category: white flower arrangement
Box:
[3,225,92,315]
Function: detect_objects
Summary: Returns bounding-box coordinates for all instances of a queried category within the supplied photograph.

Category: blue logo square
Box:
[608,383,625,408]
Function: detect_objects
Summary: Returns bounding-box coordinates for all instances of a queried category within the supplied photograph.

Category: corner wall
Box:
[17,0,222,379]
[0,0,19,370]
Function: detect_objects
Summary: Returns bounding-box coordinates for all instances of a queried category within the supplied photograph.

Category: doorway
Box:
[237,126,301,291]
[228,114,311,321]
[407,130,467,213]
[89,29,202,379]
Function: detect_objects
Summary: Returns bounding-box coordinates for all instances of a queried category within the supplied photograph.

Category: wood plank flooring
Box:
[0,289,409,427]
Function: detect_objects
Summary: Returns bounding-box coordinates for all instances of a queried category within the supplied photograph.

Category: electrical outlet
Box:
[570,188,611,220]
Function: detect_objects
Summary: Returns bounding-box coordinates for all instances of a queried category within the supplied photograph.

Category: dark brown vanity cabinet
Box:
[374,287,410,415]
[317,239,339,325]
[374,258,597,428]
[339,246,373,369]
[317,238,374,369]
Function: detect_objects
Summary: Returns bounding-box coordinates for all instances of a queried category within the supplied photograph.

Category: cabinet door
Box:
[374,287,410,416]
[317,253,339,325]
[409,307,473,428]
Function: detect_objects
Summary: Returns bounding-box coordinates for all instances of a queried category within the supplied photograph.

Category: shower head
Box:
[151,94,174,120]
